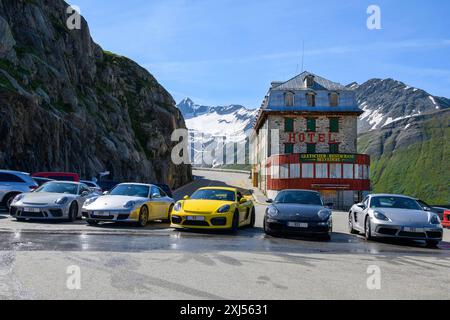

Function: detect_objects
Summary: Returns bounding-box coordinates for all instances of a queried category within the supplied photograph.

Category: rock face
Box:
[351,79,449,133]
[0,0,192,188]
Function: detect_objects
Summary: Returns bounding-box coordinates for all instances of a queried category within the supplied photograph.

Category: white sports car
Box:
[82,183,174,227]
[10,181,96,221]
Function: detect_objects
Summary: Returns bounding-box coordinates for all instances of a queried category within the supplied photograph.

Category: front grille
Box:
[183,220,209,226]
[82,212,89,218]
[378,228,398,236]
[398,231,426,238]
[10,207,17,216]
[91,215,114,220]
[21,211,45,218]
[211,217,227,226]
[171,216,182,224]
[426,231,442,238]
[49,209,63,217]
[117,214,129,220]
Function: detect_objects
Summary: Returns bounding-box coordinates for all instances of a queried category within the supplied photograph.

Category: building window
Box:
[290,163,300,178]
[285,118,294,132]
[284,143,294,154]
[280,164,289,179]
[355,164,364,179]
[306,118,316,132]
[271,165,279,179]
[343,164,353,179]
[302,163,314,178]
[329,92,339,107]
[306,143,316,154]
[329,143,339,154]
[306,92,316,106]
[285,92,294,107]
[316,163,328,178]
[329,118,339,132]
[304,75,315,88]
[330,163,342,178]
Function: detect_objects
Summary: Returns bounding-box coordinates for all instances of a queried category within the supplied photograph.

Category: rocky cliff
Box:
[0,0,192,188]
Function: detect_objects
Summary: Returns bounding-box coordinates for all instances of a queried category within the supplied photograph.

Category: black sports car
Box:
[264,189,333,240]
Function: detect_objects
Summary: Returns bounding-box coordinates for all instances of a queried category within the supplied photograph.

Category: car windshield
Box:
[190,189,236,201]
[274,191,323,205]
[110,184,149,198]
[370,196,422,210]
[35,182,78,195]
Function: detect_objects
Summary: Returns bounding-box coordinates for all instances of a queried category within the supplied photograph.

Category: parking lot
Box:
[0,169,449,300]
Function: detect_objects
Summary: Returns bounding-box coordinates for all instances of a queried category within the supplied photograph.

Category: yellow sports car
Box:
[170,187,255,232]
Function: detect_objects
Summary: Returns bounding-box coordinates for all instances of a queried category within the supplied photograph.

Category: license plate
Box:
[287,222,308,228]
[404,227,424,232]
[94,211,111,216]
[24,208,40,213]
[187,216,205,221]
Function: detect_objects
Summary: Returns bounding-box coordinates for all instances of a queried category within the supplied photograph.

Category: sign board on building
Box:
[300,154,356,163]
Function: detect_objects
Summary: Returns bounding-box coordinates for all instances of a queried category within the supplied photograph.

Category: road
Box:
[0,169,449,300]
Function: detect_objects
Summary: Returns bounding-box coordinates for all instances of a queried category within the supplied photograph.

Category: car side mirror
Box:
[151,193,161,199]
[81,191,89,197]
[239,198,247,204]
[103,191,109,195]
[183,195,190,200]
[356,203,366,209]
[423,206,431,212]
[266,199,273,204]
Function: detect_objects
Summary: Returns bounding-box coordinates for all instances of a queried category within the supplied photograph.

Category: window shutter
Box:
[285,118,294,132]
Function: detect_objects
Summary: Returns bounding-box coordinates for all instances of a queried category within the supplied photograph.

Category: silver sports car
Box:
[349,194,443,247]
[10,181,96,221]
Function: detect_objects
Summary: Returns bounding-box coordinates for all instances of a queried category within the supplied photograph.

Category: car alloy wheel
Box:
[231,211,239,233]
[138,206,149,227]
[5,194,17,211]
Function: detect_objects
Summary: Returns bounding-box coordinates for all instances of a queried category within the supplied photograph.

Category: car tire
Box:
[364,216,373,240]
[137,205,149,228]
[348,212,358,234]
[68,202,78,222]
[263,218,272,236]
[164,205,173,223]
[426,240,440,248]
[3,193,18,211]
[87,220,99,226]
[230,211,239,233]
[248,207,256,228]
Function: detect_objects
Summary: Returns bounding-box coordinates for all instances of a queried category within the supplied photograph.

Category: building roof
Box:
[272,71,348,91]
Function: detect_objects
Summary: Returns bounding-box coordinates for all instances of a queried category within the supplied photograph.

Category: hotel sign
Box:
[300,154,356,163]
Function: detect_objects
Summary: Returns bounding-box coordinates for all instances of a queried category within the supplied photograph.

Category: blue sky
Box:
[69,0,450,108]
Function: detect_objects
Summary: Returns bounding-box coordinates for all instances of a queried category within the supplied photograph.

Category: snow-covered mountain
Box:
[351,79,450,133]
[177,98,258,166]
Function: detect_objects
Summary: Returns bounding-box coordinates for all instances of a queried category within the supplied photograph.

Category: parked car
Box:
[10,181,96,221]
[81,180,102,194]
[32,172,80,182]
[97,180,121,192]
[263,189,333,240]
[416,199,447,220]
[442,210,450,229]
[349,194,443,247]
[32,177,55,187]
[82,183,174,227]
[0,170,38,210]
[171,187,255,232]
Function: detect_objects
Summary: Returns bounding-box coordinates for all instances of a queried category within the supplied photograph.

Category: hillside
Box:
[0,0,191,188]
[358,109,450,204]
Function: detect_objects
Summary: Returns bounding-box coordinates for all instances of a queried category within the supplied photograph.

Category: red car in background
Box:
[32,172,80,182]
[442,210,450,229]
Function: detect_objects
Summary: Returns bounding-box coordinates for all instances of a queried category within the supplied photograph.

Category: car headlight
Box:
[55,197,68,205]
[12,194,25,203]
[173,202,182,212]
[373,210,390,221]
[217,204,231,213]
[83,197,98,207]
[267,206,279,217]
[430,214,441,225]
[124,201,136,209]
[318,209,332,221]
